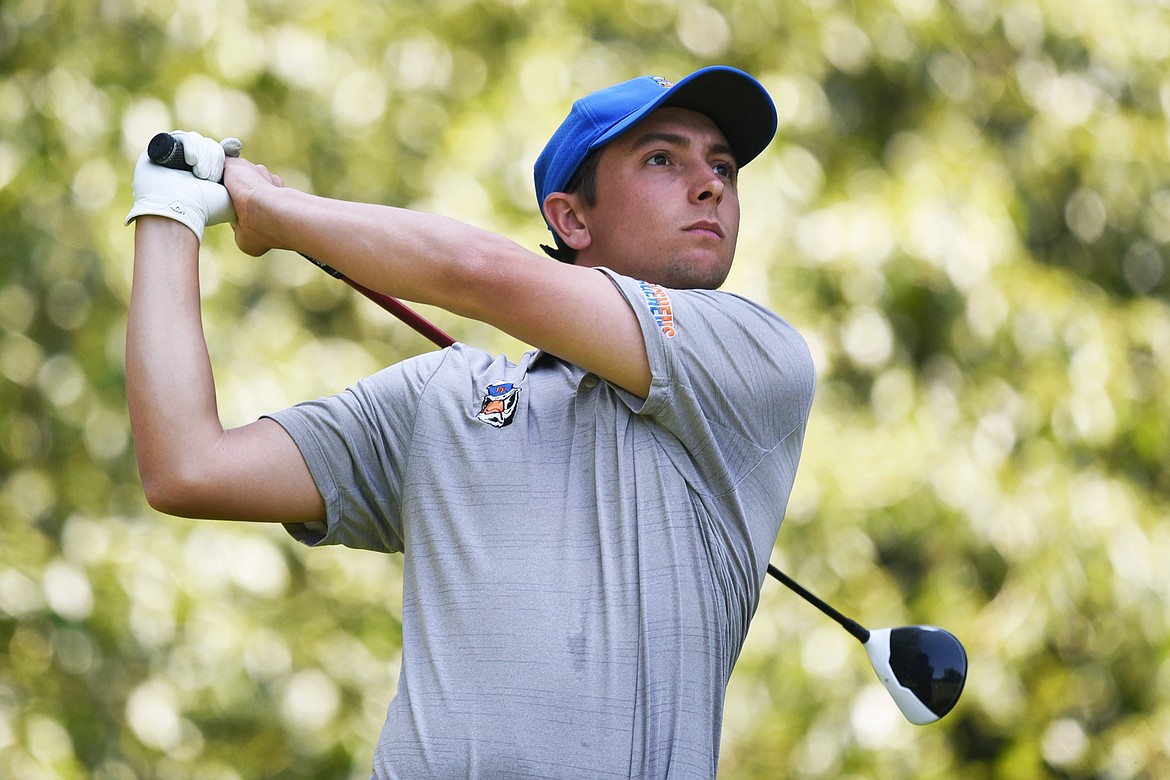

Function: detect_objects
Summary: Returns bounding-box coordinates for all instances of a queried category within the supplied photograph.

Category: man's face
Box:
[574,107,741,290]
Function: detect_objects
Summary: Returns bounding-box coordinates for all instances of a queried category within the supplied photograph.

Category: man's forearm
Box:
[125,217,224,511]
[238,184,524,322]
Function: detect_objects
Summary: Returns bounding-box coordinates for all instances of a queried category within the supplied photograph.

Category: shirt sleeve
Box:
[264,348,452,552]
[598,268,816,496]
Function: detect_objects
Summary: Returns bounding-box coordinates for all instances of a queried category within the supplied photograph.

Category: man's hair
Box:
[540,147,604,263]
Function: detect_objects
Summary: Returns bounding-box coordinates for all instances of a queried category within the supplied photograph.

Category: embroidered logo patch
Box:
[476,382,520,428]
[651,76,674,89]
[637,280,676,338]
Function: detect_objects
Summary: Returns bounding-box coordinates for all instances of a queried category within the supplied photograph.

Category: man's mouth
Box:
[685,220,724,239]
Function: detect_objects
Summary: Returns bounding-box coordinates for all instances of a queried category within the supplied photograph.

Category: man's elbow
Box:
[138,462,212,518]
[141,478,184,517]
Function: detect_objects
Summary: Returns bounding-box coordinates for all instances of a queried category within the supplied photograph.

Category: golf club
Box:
[147,134,967,725]
[767,563,966,724]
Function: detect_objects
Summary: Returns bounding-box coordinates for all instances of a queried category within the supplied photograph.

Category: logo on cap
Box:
[651,76,674,89]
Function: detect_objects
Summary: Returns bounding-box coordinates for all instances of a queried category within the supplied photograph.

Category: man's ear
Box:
[542,193,592,251]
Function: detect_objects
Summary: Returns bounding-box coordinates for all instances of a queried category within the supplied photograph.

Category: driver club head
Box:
[863,625,968,725]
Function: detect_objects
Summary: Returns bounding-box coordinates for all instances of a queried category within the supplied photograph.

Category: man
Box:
[125,65,815,777]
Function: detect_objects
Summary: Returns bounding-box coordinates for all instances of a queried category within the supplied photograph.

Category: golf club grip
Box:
[145,133,456,349]
[148,132,188,171]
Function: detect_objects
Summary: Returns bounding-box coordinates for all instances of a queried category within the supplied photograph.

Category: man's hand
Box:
[124,131,238,243]
[223,156,286,257]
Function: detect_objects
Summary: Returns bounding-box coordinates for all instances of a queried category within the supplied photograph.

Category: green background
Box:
[3,0,1169,777]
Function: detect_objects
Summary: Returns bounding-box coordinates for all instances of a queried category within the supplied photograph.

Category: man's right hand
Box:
[124,131,237,243]
[222,155,286,257]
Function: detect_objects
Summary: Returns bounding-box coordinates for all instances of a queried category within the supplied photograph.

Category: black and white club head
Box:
[863,625,968,725]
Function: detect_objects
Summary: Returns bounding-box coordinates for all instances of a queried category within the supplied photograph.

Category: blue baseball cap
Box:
[534,66,778,220]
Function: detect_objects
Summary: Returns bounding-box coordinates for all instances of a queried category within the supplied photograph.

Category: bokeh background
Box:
[3,0,1170,777]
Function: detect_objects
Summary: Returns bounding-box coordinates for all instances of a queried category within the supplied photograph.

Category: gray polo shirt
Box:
[269,269,815,778]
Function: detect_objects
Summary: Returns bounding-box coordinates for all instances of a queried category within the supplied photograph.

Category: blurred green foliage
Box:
[2,0,1169,777]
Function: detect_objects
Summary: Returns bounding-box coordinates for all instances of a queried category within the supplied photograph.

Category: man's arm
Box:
[126,216,326,522]
[225,158,652,399]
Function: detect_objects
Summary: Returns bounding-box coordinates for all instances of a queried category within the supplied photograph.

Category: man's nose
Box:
[692,167,725,204]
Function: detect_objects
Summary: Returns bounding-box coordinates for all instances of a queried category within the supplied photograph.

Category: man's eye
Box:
[714,162,736,179]
[647,152,670,166]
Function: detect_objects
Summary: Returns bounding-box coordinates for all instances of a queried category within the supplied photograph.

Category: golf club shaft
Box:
[766,563,870,644]
[298,253,456,348]
[146,133,457,349]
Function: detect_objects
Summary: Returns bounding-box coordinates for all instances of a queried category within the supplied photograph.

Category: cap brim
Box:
[591,66,778,168]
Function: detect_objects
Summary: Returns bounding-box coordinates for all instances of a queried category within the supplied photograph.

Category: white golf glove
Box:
[124,131,242,243]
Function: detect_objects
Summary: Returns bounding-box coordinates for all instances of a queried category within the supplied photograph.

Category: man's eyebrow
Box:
[629,131,737,161]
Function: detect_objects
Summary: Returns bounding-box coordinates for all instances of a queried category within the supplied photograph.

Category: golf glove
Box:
[124,131,241,243]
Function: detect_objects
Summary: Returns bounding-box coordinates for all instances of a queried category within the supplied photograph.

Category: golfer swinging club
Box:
[125,65,816,778]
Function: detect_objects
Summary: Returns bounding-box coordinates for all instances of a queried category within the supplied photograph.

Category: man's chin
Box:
[592,248,733,290]
[657,258,732,290]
